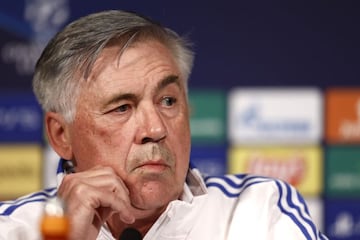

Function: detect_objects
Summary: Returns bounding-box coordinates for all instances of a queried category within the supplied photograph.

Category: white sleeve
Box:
[0,215,40,240]
[226,178,328,240]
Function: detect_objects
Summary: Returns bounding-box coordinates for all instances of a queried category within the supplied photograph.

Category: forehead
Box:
[89,40,180,82]
[78,40,184,102]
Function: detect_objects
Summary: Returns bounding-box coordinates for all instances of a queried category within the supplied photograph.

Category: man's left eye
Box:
[161,97,177,106]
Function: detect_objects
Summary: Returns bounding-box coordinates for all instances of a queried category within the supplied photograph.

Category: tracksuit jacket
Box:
[0,159,328,240]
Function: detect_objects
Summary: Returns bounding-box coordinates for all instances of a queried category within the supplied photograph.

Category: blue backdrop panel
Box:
[0,1,359,90]
[0,92,42,143]
[325,199,360,240]
[190,145,227,176]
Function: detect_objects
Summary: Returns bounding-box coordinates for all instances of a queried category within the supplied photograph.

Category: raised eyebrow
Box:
[156,75,181,92]
[101,93,137,111]
[101,75,180,110]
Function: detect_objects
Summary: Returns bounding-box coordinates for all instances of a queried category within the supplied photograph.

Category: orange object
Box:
[40,197,70,240]
[326,88,360,143]
[41,215,70,240]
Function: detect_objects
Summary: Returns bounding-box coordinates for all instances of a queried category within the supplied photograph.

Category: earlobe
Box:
[45,112,73,160]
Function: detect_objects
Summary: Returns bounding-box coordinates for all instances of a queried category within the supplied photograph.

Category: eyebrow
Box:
[156,74,180,92]
[101,74,180,111]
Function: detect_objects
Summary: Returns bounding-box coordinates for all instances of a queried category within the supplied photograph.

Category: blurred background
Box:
[0,1,359,239]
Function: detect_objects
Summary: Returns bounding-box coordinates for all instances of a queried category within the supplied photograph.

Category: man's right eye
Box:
[114,104,130,113]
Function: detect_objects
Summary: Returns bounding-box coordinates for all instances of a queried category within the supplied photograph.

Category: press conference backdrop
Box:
[0,1,360,239]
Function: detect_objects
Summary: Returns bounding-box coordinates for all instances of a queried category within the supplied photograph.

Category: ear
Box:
[45,112,73,160]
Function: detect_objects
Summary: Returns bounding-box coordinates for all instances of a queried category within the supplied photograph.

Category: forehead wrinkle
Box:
[86,41,181,111]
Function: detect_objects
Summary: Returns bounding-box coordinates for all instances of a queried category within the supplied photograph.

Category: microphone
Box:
[119,228,142,240]
[62,159,76,174]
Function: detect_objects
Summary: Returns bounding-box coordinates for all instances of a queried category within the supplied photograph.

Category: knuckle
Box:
[72,183,86,196]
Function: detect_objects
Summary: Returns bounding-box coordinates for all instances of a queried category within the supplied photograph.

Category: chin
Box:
[131,181,181,210]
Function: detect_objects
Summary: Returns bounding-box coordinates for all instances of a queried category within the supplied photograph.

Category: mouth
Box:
[135,160,170,173]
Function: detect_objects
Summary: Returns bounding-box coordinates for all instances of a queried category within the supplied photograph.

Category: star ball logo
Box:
[0,0,70,75]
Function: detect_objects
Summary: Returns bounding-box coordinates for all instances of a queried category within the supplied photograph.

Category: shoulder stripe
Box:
[0,187,57,216]
[0,187,57,205]
[1,198,46,216]
[205,174,272,197]
[275,180,317,239]
[319,232,329,240]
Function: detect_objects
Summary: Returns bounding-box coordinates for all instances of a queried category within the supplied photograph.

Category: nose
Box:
[135,104,167,144]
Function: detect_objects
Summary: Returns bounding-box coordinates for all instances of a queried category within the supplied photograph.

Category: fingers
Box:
[57,166,136,238]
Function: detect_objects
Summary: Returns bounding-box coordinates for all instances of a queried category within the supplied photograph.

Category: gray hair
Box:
[33,10,194,122]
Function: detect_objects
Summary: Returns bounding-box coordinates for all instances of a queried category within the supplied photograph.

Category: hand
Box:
[57,166,136,240]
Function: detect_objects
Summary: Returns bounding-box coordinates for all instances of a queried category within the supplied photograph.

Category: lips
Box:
[135,160,170,172]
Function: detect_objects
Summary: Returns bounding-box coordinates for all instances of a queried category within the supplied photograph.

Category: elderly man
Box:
[0,10,327,240]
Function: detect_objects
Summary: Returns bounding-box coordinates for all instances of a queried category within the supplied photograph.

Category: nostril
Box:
[141,134,166,144]
[141,137,152,144]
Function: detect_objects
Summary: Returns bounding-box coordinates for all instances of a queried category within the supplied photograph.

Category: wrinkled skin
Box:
[46,40,191,239]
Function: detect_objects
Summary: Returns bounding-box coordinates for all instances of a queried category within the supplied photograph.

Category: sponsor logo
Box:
[0,93,43,142]
[0,145,42,199]
[189,90,226,144]
[338,99,360,140]
[0,106,40,131]
[325,146,360,197]
[326,88,360,143]
[329,212,360,238]
[1,42,44,75]
[228,146,323,196]
[325,199,360,239]
[228,88,322,144]
[0,0,70,75]
[246,154,305,186]
[190,118,224,138]
[236,103,310,134]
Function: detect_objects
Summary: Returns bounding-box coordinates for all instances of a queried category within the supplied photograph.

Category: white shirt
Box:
[0,159,328,240]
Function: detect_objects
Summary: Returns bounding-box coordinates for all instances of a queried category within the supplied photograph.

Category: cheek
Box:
[171,116,191,168]
[76,117,121,145]
[174,112,191,142]
[70,119,122,166]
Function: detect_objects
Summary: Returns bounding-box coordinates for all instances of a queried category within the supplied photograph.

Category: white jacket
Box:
[0,159,328,240]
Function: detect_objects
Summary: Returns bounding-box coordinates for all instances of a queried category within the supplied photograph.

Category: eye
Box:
[114,104,131,113]
[161,96,177,107]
